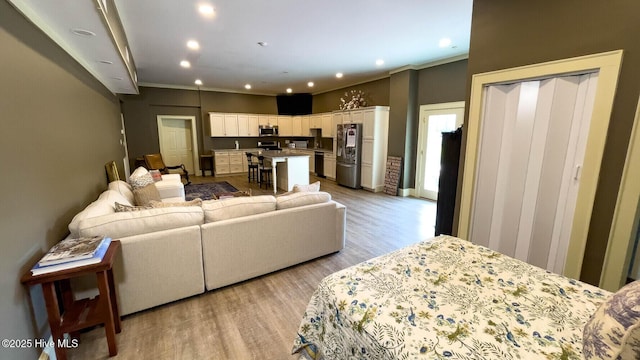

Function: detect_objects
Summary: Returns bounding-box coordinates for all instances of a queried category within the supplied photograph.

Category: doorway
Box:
[458,50,623,281]
[156,115,199,175]
[415,102,464,200]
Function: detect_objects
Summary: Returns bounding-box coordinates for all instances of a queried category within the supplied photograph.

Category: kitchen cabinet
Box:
[360,107,389,192]
[214,151,231,174]
[300,115,310,137]
[310,114,322,129]
[247,115,259,137]
[214,149,253,175]
[209,113,226,137]
[292,116,303,136]
[224,114,239,136]
[279,116,293,136]
[268,116,279,127]
[258,115,270,126]
[237,114,250,137]
[324,153,336,180]
[321,114,333,137]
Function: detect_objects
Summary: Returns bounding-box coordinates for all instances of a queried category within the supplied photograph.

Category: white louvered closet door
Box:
[470,73,599,275]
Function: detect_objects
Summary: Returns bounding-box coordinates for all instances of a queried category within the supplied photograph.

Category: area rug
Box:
[185,182,239,200]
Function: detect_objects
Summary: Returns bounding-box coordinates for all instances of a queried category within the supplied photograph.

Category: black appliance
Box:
[257,141,281,151]
[315,151,325,178]
[435,127,462,236]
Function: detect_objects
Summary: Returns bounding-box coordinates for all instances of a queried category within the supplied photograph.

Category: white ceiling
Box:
[9,0,473,95]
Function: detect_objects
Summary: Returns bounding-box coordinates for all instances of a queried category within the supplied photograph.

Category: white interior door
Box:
[157,115,199,174]
[470,73,598,274]
[416,102,464,200]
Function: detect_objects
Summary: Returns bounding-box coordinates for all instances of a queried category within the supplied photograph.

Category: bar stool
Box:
[245,152,259,183]
[258,156,272,189]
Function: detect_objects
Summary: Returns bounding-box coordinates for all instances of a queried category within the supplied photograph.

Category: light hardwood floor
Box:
[68,174,436,360]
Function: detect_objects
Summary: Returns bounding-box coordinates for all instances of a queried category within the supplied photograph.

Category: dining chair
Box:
[245,152,259,183]
[257,156,272,189]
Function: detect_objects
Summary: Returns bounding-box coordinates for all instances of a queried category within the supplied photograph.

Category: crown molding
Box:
[389,54,469,75]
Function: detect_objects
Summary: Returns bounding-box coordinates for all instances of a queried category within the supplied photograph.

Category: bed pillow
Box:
[583,280,640,359]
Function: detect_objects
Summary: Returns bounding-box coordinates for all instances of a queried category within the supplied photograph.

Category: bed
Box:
[291,236,621,359]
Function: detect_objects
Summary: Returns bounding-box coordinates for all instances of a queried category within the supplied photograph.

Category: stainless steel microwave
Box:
[259,125,278,137]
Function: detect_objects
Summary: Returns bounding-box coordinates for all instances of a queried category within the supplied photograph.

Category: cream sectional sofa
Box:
[71,180,346,316]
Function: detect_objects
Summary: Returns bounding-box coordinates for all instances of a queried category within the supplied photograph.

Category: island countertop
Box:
[252,150,310,158]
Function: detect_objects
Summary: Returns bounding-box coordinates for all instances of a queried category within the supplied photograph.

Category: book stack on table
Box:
[31,236,112,275]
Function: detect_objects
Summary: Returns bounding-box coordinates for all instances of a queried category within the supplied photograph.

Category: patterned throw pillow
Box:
[114,202,153,212]
[583,280,640,359]
[133,183,162,206]
[129,172,154,189]
[148,198,203,208]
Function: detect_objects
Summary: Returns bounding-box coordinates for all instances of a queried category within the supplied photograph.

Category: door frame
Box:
[600,95,640,291]
[458,50,623,280]
[156,115,200,175]
[415,101,465,200]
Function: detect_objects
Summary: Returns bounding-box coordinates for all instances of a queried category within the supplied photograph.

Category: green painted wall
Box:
[463,0,640,285]
[0,1,122,358]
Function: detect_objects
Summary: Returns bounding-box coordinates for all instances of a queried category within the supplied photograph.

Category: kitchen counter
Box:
[249,150,310,194]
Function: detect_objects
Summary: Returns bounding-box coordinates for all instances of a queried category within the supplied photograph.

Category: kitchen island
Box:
[251,150,310,194]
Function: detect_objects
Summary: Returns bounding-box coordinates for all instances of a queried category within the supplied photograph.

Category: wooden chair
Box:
[105,160,120,183]
[245,152,259,183]
[143,153,191,185]
[257,156,272,189]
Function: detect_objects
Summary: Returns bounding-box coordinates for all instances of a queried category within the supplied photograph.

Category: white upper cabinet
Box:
[224,114,239,136]
[301,115,310,136]
[237,114,250,136]
[310,114,322,129]
[247,115,259,136]
[321,114,333,137]
[279,116,293,136]
[292,116,303,136]
[209,113,226,137]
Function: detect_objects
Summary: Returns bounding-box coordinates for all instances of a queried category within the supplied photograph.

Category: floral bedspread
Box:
[292,236,610,359]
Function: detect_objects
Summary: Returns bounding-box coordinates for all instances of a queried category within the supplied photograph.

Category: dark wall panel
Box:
[312,78,390,113]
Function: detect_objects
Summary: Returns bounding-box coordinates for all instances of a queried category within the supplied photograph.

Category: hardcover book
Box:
[31,237,112,275]
[38,235,106,266]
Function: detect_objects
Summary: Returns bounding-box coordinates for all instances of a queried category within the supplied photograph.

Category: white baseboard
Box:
[398,188,414,197]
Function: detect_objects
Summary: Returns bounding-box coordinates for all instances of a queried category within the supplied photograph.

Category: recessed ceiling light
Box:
[187,40,200,50]
[245,84,252,90]
[307,82,314,88]
[375,59,384,66]
[199,4,214,16]
[439,38,452,48]
[336,73,343,79]
[98,60,113,64]
[195,79,203,86]
[71,28,96,37]
[180,60,191,68]
[257,42,268,47]
[286,88,293,94]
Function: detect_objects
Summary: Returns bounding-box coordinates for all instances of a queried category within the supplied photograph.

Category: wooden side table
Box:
[200,154,214,176]
[21,240,122,360]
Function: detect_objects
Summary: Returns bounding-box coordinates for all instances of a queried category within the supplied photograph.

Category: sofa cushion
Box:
[133,183,162,206]
[276,191,331,210]
[202,195,276,222]
[108,180,135,204]
[68,190,132,237]
[293,181,321,193]
[77,206,204,238]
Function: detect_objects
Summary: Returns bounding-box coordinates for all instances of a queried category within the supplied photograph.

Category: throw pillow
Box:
[129,172,154,189]
[583,280,640,359]
[133,183,162,206]
[276,191,331,210]
[293,181,320,192]
[148,198,203,208]
[114,202,153,212]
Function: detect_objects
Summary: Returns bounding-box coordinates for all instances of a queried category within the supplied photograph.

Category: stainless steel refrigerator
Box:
[336,123,363,188]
